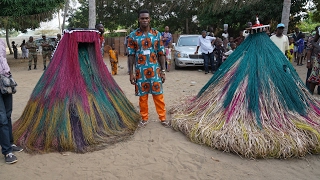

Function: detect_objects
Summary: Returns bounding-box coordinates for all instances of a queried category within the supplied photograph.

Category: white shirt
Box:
[270,34,289,54]
[222,33,229,39]
[197,36,216,54]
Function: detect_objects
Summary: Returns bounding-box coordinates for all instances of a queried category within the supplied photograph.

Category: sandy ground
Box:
[0,53,320,180]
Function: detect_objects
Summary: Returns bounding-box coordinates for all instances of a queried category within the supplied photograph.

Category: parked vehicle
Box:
[173,35,206,69]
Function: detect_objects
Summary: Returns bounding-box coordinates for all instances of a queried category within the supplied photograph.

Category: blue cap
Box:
[277,23,285,28]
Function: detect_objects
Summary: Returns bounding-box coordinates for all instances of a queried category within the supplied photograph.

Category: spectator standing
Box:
[25,36,38,70]
[287,37,295,62]
[161,26,172,72]
[108,44,118,75]
[207,27,214,37]
[234,31,245,46]
[293,27,303,62]
[213,38,225,70]
[11,41,18,59]
[270,23,289,55]
[95,24,105,58]
[297,33,305,66]
[0,39,23,164]
[54,33,61,49]
[40,35,52,70]
[195,30,216,74]
[20,40,28,59]
[224,42,236,60]
[306,26,320,95]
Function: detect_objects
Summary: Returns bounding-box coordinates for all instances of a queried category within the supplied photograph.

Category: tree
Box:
[0,0,64,53]
[198,0,309,37]
[88,0,96,28]
[281,0,292,35]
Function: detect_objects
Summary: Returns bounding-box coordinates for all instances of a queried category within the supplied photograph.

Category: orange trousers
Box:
[139,94,166,121]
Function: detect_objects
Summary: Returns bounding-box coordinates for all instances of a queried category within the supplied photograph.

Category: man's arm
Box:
[195,36,201,54]
[195,46,200,54]
[158,55,166,83]
[129,55,136,84]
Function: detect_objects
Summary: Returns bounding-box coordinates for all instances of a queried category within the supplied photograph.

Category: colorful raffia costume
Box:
[169,25,320,158]
[13,30,140,153]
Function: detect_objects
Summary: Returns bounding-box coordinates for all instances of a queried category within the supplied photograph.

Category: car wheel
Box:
[174,59,180,70]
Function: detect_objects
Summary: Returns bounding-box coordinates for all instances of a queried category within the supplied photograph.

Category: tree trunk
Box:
[281,0,291,35]
[186,18,189,34]
[88,0,96,28]
[5,27,13,54]
[58,10,61,31]
[61,0,69,32]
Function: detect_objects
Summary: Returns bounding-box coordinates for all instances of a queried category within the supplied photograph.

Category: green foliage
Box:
[0,0,64,17]
[68,0,202,34]
[67,0,317,36]
[298,12,319,33]
[198,0,309,38]
[0,0,64,31]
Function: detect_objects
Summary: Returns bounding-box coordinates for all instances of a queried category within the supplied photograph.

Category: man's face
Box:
[229,37,234,42]
[57,34,61,39]
[247,22,252,28]
[277,28,284,35]
[139,13,150,28]
[165,26,169,32]
[295,28,299,33]
[201,31,206,38]
[97,25,105,34]
[29,37,33,42]
[42,36,46,40]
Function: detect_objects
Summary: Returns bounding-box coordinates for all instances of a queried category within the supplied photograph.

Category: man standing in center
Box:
[128,9,169,127]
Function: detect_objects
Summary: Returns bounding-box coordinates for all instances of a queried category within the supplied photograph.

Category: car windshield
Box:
[177,36,198,46]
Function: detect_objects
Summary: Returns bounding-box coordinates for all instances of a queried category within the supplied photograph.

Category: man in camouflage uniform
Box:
[40,35,52,70]
[25,36,38,70]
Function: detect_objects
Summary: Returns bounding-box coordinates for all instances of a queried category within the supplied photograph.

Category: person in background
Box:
[95,23,105,58]
[213,38,225,69]
[0,39,23,164]
[108,44,118,75]
[296,33,305,66]
[270,23,289,55]
[293,27,303,62]
[40,35,52,70]
[306,26,320,95]
[195,30,216,74]
[54,33,61,49]
[207,27,214,37]
[20,40,28,59]
[161,26,172,72]
[11,41,18,59]
[25,36,38,70]
[287,37,295,62]
[226,37,234,51]
[234,31,245,46]
[165,44,172,72]
[223,42,236,60]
